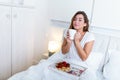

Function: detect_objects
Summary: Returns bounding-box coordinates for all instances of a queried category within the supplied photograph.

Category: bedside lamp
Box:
[48,41,61,56]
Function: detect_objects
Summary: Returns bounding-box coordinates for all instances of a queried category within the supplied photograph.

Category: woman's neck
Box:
[77,29,85,36]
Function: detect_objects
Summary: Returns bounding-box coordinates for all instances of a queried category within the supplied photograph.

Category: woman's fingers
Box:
[66,30,70,38]
[74,32,81,41]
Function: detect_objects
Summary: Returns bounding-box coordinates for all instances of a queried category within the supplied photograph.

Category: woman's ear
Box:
[84,23,87,27]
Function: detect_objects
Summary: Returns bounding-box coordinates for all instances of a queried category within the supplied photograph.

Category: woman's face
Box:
[73,14,86,30]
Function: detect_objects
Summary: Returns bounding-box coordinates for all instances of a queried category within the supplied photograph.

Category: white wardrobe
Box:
[0,0,35,80]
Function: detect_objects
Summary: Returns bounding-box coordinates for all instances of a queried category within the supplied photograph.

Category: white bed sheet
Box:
[8,50,107,80]
[8,59,104,80]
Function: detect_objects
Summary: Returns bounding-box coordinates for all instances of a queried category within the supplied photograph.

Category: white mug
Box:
[68,29,76,40]
[64,29,77,40]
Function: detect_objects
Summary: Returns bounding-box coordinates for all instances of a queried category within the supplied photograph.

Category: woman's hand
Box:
[66,31,72,45]
[74,32,81,44]
[62,31,72,54]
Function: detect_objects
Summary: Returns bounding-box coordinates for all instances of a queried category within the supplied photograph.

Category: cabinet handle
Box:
[13,14,17,18]
[6,14,10,19]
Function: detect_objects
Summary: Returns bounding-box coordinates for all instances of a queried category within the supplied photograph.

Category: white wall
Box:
[47,0,94,22]
[33,0,50,63]
[47,20,69,41]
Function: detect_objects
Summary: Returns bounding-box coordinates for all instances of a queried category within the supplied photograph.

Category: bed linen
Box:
[8,52,103,80]
[103,50,120,80]
[8,50,120,80]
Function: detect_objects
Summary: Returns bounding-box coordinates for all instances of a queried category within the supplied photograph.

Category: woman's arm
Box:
[61,38,72,54]
[75,41,94,61]
[62,31,72,54]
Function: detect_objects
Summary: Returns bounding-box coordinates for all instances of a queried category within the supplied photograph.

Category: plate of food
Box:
[48,60,87,78]
[56,61,71,72]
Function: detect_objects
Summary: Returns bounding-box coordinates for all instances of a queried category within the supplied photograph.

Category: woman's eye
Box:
[79,19,83,21]
[73,18,82,21]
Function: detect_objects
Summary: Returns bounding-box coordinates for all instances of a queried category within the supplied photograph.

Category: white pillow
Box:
[85,52,104,71]
[103,50,120,80]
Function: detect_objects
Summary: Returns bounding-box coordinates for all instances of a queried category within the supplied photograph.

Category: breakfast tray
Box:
[48,60,87,79]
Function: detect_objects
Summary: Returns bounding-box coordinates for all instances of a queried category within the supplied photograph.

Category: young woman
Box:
[62,11,95,61]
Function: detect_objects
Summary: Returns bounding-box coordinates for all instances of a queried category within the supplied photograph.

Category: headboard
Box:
[91,31,120,72]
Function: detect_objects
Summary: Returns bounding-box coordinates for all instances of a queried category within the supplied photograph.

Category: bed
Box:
[8,33,120,80]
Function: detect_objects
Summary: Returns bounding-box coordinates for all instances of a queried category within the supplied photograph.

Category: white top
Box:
[66,32,95,61]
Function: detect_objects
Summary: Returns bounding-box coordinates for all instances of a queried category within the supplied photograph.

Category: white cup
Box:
[69,29,76,40]
[64,29,76,40]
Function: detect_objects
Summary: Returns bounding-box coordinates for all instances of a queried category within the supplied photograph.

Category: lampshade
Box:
[48,41,61,56]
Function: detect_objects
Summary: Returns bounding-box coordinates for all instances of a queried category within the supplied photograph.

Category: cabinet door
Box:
[0,0,11,4]
[0,6,11,80]
[12,0,36,6]
[12,7,35,74]
[91,0,120,30]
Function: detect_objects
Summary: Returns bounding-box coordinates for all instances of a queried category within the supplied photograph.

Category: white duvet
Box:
[8,52,103,80]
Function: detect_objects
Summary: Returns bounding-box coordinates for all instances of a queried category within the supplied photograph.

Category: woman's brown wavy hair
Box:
[69,11,89,32]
